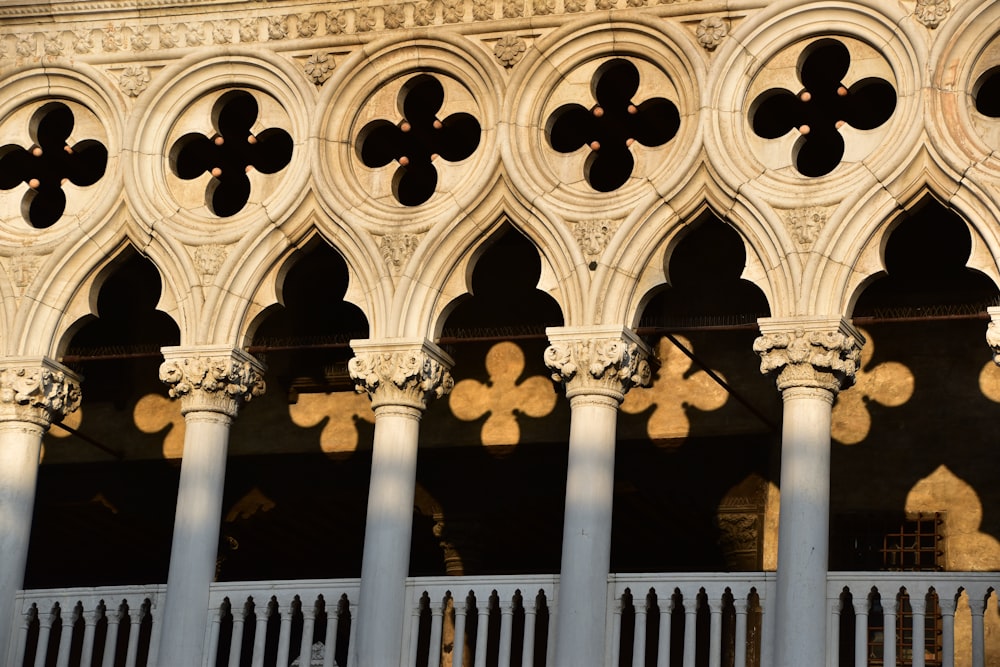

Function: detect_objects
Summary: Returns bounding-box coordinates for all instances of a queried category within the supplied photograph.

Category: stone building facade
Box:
[2,0,1000,665]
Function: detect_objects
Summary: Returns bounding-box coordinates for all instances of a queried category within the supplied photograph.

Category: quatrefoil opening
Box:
[750,39,896,178]
[358,74,481,207]
[974,67,1000,118]
[546,59,680,192]
[170,90,294,218]
[0,102,108,229]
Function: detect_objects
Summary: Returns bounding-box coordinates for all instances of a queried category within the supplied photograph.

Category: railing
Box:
[10,584,166,667]
[205,578,361,667]
[828,572,1000,667]
[15,571,1000,667]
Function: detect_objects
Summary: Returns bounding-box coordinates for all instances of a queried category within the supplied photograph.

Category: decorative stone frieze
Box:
[159,347,265,417]
[348,339,454,410]
[753,318,863,394]
[0,358,81,427]
[544,326,651,401]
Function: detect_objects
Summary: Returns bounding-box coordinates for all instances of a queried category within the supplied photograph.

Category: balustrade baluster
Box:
[545,598,556,667]
[206,604,223,667]
[322,599,340,667]
[13,606,31,667]
[707,596,722,667]
[827,598,841,667]
[633,593,647,667]
[939,593,956,667]
[657,594,673,667]
[428,597,444,667]
[148,598,163,667]
[473,597,489,667]
[346,602,358,667]
[733,596,748,667]
[35,604,56,667]
[55,603,77,667]
[228,600,248,667]
[276,599,293,667]
[452,594,468,667]
[102,603,122,667]
[125,603,142,667]
[405,600,421,667]
[610,595,623,667]
[910,591,927,667]
[883,592,898,667]
[497,597,513,667]
[80,603,99,667]
[299,601,316,667]
[967,589,988,667]
[682,594,697,667]
[521,593,537,667]
[251,601,269,667]
[852,595,869,667]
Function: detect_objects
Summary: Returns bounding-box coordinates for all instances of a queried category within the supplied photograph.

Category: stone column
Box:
[544,326,651,667]
[156,347,264,667]
[753,318,862,667]
[0,359,80,665]
[348,339,453,667]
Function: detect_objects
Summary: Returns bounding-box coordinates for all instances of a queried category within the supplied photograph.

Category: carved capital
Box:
[159,347,265,418]
[0,358,81,427]
[986,307,1000,365]
[348,339,454,410]
[753,318,863,394]
[544,326,651,401]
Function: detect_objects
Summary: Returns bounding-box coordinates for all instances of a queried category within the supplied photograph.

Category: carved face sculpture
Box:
[380,233,417,269]
[575,220,613,258]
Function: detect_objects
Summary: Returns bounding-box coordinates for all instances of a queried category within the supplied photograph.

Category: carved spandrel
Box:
[349,342,454,410]
[159,349,265,417]
[753,322,862,394]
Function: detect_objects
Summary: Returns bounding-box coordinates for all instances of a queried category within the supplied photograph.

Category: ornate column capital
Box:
[159,346,265,418]
[986,307,1000,365]
[753,317,863,394]
[0,357,81,427]
[348,339,454,411]
[544,326,651,402]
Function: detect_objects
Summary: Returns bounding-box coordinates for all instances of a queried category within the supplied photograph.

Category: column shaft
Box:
[158,410,232,667]
[0,421,45,665]
[555,394,620,667]
[356,405,422,667]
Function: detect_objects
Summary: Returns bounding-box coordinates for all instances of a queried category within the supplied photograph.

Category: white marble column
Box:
[156,347,265,667]
[753,318,862,667]
[0,359,80,665]
[544,326,651,667]
[348,339,453,667]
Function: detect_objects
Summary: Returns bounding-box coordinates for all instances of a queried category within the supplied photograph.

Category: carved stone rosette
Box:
[544,326,651,401]
[753,318,863,394]
[0,358,81,427]
[348,339,454,410]
[159,347,265,417]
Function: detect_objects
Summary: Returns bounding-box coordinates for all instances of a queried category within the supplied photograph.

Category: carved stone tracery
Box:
[753,320,862,394]
[349,341,454,410]
[159,348,265,417]
[544,327,651,401]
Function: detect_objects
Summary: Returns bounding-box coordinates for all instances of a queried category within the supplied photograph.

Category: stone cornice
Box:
[0,357,81,427]
[159,346,265,418]
[348,338,454,411]
[753,317,863,394]
[544,325,651,401]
